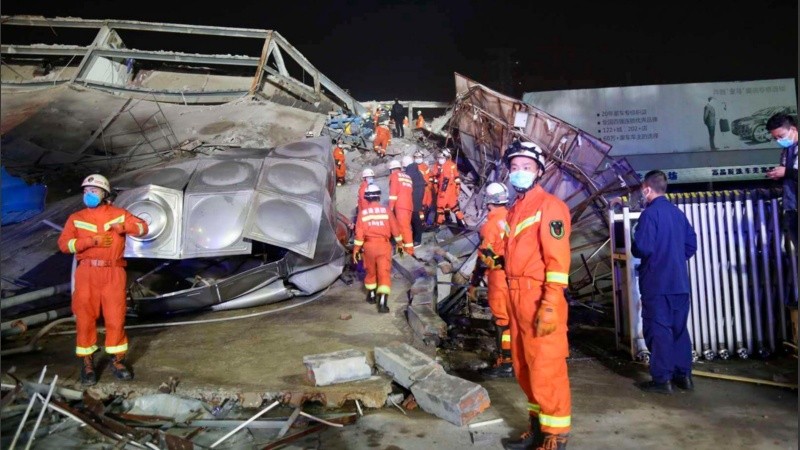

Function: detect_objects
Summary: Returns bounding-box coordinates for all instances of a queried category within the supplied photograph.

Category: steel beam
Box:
[0,44,88,56]
[91,48,259,66]
[1,16,269,38]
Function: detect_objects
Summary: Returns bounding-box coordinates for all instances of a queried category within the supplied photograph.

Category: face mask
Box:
[639,188,650,208]
[414,158,423,164]
[437,158,446,165]
[777,137,795,148]
[365,177,374,184]
[509,170,535,191]
[83,192,102,208]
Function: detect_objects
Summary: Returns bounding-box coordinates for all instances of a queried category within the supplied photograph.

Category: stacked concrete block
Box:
[406,304,447,342]
[410,372,491,426]
[392,254,429,282]
[303,349,372,386]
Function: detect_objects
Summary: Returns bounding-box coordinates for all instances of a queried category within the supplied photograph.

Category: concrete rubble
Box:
[303,349,373,387]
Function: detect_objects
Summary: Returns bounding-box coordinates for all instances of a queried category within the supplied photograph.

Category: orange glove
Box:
[535,301,558,337]
[109,223,127,235]
[92,234,113,248]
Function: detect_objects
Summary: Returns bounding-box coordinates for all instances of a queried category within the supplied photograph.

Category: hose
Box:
[1,318,76,356]
[1,284,71,310]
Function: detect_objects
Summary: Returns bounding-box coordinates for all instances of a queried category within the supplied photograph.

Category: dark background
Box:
[2,0,798,101]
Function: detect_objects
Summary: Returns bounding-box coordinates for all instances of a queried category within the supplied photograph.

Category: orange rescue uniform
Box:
[480,206,510,327]
[435,159,464,224]
[357,179,371,214]
[389,170,415,255]
[503,184,572,435]
[373,125,392,156]
[333,145,346,184]
[57,204,148,358]
[353,203,402,295]
[417,162,432,220]
[415,114,425,129]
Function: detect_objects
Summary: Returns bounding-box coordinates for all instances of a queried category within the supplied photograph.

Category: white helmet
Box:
[505,141,546,172]
[362,168,375,178]
[401,155,414,167]
[81,174,111,193]
[364,184,381,201]
[417,111,422,115]
[484,182,509,205]
[413,150,424,159]
[388,160,402,170]
[440,149,451,159]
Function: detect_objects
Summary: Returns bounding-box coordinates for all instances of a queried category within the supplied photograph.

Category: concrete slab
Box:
[392,254,429,282]
[303,349,372,386]
[374,342,443,390]
[437,266,453,303]
[410,371,491,426]
[442,232,481,258]
[406,304,447,342]
[410,276,436,295]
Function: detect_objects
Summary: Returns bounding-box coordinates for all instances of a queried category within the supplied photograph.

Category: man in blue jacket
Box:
[632,170,698,394]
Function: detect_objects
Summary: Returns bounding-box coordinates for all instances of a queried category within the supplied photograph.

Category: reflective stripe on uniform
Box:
[103,214,126,231]
[377,285,391,294]
[68,238,78,254]
[136,223,144,235]
[73,220,97,233]
[527,403,540,413]
[365,283,377,290]
[403,243,414,248]
[538,413,571,428]
[362,214,390,221]
[514,211,542,236]
[389,195,398,200]
[354,239,364,246]
[501,333,512,342]
[545,272,569,284]
[395,236,403,242]
[76,344,98,356]
[105,343,128,354]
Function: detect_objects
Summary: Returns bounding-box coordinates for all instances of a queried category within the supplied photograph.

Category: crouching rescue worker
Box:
[57,174,149,385]
[353,185,403,313]
[502,142,572,450]
[475,182,513,378]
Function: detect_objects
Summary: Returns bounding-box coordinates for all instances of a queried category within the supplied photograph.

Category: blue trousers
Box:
[642,294,692,383]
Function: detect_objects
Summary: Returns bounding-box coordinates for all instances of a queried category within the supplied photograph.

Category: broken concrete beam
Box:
[374,342,444,390]
[437,266,452,304]
[406,304,447,342]
[303,349,372,386]
[410,291,435,306]
[457,250,479,280]
[443,232,481,258]
[392,254,428,282]
[410,276,436,295]
[412,244,437,263]
[410,372,491,426]
[437,261,454,274]
[435,227,455,243]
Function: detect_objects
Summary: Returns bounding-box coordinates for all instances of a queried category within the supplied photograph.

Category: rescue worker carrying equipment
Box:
[435,150,466,227]
[388,159,415,255]
[502,141,572,450]
[373,122,392,157]
[57,174,149,386]
[333,139,347,186]
[353,185,403,313]
[475,182,514,378]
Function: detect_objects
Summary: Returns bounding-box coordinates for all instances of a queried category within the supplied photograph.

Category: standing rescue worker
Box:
[415,111,425,129]
[57,174,149,385]
[415,151,433,225]
[333,139,347,186]
[357,168,375,216]
[632,170,698,395]
[388,159,415,256]
[502,142,571,450]
[373,121,392,157]
[403,154,426,246]
[353,185,404,313]
[476,182,514,378]
[435,150,466,227]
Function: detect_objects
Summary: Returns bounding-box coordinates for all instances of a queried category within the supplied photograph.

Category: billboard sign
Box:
[522,79,797,156]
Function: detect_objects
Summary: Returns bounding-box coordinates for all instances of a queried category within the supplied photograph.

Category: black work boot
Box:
[109,353,133,381]
[637,379,673,394]
[672,374,694,391]
[483,324,514,378]
[456,217,467,228]
[538,433,569,450]
[366,289,377,304]
[503,416,542,450]
[80,354,97,386]
[377,293,390,314]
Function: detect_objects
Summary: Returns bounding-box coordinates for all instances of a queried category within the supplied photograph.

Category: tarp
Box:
[1,166,46,225]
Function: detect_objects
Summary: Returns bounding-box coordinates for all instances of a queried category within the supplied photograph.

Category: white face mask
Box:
[438,158,446,165]
[414,158,423,164]
[365,177,374,184]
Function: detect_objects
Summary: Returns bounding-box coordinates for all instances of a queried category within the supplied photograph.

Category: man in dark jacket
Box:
[391,99,405,138]
[403,154,425,245]
[632,170,698,395]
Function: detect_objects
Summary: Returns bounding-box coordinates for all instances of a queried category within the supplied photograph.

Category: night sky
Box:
[2,1,798,101]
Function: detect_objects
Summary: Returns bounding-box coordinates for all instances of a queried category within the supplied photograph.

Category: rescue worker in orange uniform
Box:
[414,151,433,224]
[333,139,347,186]
[357,168,376,215]
[435,150,466,227]
[415,110,425,129]
[474,182,514,378]
[403,117,409,128]
[352,185,404,313]
[388,159,415,256]
[502,141,571,450]
[373,121,392,157]
[57,174,149,386]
